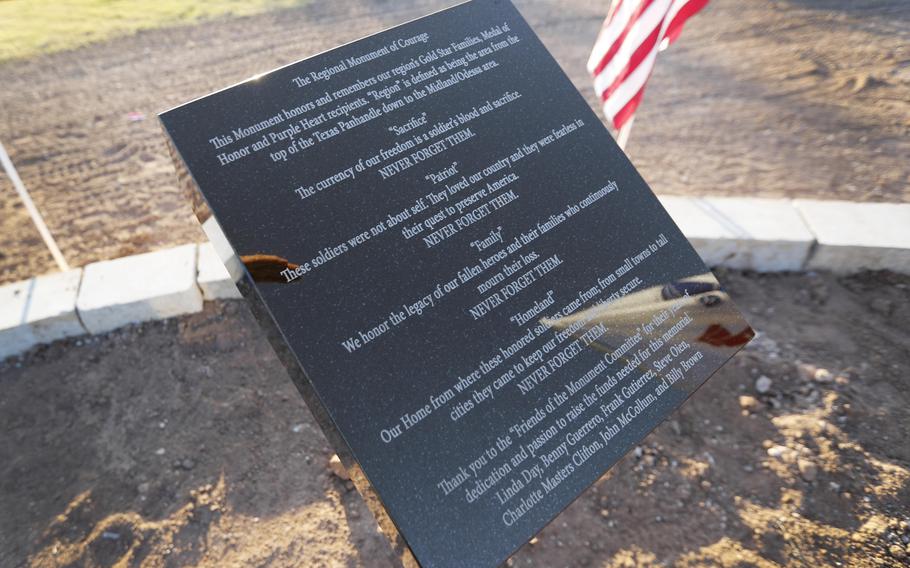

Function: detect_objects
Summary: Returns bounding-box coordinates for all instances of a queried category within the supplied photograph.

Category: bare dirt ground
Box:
[1,0,909,284]
[1,271,908,567]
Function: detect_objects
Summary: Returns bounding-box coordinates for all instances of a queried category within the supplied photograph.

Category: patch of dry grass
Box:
[0,0,309,62]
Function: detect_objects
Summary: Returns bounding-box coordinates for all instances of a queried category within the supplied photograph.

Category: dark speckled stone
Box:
[160,1,751,566]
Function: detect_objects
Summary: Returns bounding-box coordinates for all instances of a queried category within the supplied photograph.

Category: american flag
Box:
[588,0,709,131]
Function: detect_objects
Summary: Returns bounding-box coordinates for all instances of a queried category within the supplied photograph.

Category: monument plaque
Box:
[160,0,753,565]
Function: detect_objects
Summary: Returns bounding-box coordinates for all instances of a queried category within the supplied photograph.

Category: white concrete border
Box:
[659,196,815,272]
[0,269,85,360]
[197,242,242,300]
[1,197,907,361]
[793,200,910,274]
[76,244,203,334]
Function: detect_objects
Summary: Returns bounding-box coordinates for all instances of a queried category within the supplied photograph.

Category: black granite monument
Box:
[160,1,753,565]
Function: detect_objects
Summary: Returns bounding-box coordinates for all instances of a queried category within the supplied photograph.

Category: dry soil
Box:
[1,270,908,567]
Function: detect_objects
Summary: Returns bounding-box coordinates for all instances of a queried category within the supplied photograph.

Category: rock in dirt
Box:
[813,368,834,383]
[739,395,760,412]
[889,544,906,560]
[755,375,773,394]
[767,445,784,458]
[767,445,794,461]
[329,454,350,481]
[798,459,818,482]
[796,363,817,382]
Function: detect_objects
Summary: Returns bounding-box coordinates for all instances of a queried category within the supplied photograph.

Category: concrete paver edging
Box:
[1,197,907,361]
[76,243,203,334]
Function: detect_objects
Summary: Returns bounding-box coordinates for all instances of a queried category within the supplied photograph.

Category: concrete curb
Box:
[659,196,815,272]
[76,243,203,334]
[793,199,910,274]
[198,242,242,301]
[0,269,85,360]
[1,197,907,361]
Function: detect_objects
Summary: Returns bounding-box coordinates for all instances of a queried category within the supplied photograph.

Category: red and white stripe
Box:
[588,0,708,130]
